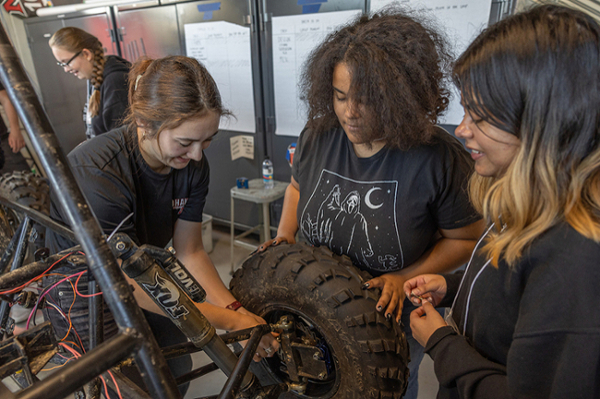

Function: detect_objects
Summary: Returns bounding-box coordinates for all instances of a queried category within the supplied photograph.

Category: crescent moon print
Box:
[365,187,383,209]
[300,170,404,271]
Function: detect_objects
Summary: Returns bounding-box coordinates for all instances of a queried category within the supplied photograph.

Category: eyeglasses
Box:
[56,51,82,68]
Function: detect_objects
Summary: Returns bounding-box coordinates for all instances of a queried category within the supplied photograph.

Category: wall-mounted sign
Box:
[2,0,48,18]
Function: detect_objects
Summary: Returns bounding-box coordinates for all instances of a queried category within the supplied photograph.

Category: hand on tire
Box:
[363,273,406,323]
[403,274,447,307]
[256,235,295,253]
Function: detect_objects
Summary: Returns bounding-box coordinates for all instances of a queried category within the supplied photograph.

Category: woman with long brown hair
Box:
[50,27,130,139]
[43,55,278,395]
[406,5,600,397]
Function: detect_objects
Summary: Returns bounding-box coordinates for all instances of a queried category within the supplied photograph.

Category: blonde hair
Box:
[49,27,105,117]
[455,5,600,266]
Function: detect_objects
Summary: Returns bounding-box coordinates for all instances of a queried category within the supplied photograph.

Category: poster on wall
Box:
[185,21,256,133]
[272,10,362,137]
[370,0,493,125]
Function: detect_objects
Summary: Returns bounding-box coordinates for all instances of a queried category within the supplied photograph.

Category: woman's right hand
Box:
[257,234,295,253]
[233,310,280,362]
[403,274,447,307]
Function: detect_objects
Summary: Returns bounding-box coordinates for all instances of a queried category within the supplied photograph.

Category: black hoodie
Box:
[88,55,130,138]
[426,222,600,399]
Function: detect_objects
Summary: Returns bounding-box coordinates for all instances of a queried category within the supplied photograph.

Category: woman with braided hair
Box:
[50,27,130,139]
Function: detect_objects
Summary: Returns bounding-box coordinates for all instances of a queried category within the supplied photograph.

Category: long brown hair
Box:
[454,5,600,266]
[49,27,105,117]
[125,56,231,142]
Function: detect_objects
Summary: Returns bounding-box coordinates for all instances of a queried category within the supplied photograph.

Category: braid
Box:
[88,45,106,117]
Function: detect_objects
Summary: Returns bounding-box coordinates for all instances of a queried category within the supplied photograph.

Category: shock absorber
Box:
[108,233,255,391]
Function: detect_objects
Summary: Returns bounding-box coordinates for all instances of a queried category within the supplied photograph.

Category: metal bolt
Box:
[168,246,176,255]
[318,372,326,380]
[58,291,63,297]
[116,242,126,251]
[313,352,320,360]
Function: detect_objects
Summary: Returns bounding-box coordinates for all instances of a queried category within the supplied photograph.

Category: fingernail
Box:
[377,305,382,312]
[259,246,264,250]
[385,313,392,321]
[273,240,278,245]
[361,283,370,290]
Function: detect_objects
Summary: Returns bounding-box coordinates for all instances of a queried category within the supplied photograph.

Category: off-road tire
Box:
[0,170,50,252]
[230,243,409,399]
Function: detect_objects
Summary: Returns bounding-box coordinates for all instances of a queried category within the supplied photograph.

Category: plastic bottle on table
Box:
[262,157,274,189]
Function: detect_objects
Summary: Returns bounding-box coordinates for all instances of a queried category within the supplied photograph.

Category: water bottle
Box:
[262,157,274,189]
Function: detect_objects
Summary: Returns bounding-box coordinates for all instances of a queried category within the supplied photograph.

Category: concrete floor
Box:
[4,224,440,398]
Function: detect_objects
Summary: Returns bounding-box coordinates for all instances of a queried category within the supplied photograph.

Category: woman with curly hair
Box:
[405,5,600,398]
[50,27,130,139]
[261,8,484,397]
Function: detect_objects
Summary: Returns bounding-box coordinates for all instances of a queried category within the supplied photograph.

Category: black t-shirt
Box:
[47,126,209,253]
[292,126,479,275]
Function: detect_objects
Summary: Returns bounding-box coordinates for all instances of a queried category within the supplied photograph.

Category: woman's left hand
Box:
[237,307,280,362]
[364,273,406,322]
[410,300,447,346]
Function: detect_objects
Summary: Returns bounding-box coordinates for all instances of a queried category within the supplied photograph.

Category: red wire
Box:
[74,272,103,298]
[0,252,74,295]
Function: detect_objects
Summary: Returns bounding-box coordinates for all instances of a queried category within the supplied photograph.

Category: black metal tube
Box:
[87,279,103,399]
[161,327,256,359]
[217,325,268,399]
[175,362,219,386]
[10,216,32,272]
[0,23,179,399]
[0,217,32,333]
[0,254,86,290]
[15,333,138,399]
[0,218,25,274]
[0,196,76,241]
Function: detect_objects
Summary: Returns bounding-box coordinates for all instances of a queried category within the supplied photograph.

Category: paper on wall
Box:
[230,135,254,161]
[369,0,493,125]
[272,10,362,136]
[185,21,256,133]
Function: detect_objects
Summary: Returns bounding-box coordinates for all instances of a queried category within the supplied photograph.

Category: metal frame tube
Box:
[15,333,138,399]
[0,197,76,242]
[0,21,179,399]
[217,325,269,399]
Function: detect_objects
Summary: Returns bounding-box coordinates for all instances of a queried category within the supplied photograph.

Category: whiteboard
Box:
[370,0,493,125]
[184,21,256,133]
[272,10,362,136]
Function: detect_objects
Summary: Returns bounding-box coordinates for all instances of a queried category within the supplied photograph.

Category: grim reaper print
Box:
[300,170,404,272]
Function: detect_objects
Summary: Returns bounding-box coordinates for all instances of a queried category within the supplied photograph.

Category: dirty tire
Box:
[0,170,50,252]
[230,243,409,399]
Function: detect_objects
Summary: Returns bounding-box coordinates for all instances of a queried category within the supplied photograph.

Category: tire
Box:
[0,170,50,254]
[230,243,410,399]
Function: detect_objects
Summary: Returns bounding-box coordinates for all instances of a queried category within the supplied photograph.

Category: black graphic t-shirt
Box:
[293,126,479,276]
[46,126,209,253]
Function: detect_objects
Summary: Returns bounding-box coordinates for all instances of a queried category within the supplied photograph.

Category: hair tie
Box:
[134,74,143,91]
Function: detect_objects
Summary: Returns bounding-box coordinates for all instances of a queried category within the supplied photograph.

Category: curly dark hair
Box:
[300,7,453,150]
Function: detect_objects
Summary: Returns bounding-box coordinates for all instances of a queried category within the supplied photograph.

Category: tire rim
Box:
[259,304,341,399]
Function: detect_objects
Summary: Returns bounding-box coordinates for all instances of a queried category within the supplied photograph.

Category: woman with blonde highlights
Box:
[50,27,130,139]
[405,5,600,398]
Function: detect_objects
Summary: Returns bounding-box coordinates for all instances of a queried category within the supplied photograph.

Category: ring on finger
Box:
[264,346,273,355]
